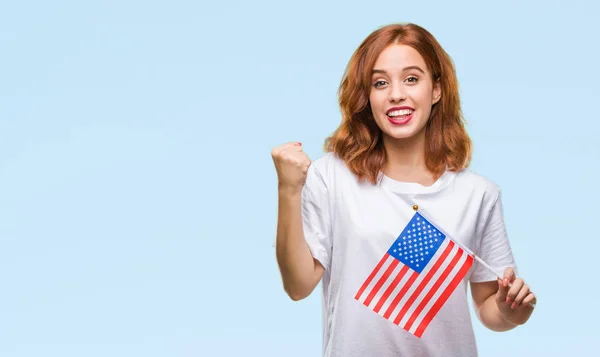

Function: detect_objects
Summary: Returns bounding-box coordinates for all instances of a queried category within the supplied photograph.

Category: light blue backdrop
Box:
[1,0,598,356]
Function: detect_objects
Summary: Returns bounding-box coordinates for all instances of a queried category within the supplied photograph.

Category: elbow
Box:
[278,261,324,301]
[284,284,313,301]
[288,292,308,301]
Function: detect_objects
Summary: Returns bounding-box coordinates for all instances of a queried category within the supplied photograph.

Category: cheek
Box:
[414,86,433,103]
[368,91,376,106]
[369,91,385,112]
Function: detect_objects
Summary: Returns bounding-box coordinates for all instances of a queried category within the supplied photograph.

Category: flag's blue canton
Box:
[387,212,446,274]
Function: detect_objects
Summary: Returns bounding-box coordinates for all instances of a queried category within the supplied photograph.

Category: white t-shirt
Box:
[300,152,516,357]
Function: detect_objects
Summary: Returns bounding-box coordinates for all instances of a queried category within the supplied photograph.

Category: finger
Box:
[278,146,304,159]
[495,278,509,302]
[280,146,303,155]
[285,151,310,168]
[503,267,516,287]
[522,293,536,306]
[274,142,302,155]
[284,141,302,148]
[273,143,297,157]
[506,278,524,305]
[511,284,530,309]
[302,161,311,173]
[287,143,304,153]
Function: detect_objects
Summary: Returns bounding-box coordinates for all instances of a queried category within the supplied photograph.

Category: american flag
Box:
[354,212,474,338]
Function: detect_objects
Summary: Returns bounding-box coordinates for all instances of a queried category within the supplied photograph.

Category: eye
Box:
[373,80,387,88]
[405,76,419,84]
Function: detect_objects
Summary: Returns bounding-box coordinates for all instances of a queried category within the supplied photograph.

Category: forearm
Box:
[275,188,322,300]
[476,294,519,332]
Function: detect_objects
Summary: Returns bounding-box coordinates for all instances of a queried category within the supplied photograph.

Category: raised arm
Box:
[272,142,325,301]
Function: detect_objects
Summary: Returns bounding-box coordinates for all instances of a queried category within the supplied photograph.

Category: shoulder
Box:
[452,168,502,203]
[451,169,507,233]
[310,151,345,171]
[308,151,350,179]
[305,151,357,192]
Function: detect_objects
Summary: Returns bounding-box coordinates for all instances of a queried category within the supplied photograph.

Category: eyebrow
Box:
[372,66,425,75]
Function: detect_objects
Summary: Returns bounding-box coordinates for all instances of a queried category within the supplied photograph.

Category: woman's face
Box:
[369,44,441,141]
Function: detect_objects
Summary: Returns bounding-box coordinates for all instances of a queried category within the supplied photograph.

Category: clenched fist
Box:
[271,142,311,195]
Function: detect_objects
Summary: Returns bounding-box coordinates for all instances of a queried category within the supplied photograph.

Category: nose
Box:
[388,83,406,103]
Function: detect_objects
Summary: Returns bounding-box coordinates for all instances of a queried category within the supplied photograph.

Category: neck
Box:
[382,130,437,186]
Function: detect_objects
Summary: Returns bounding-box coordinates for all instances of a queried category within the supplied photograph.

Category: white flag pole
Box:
[415,207,536,309]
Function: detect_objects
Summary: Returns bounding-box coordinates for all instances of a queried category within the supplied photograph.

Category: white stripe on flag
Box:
[407,251,470,334]
[356,254,395,305]
[375,263,413,316]
[385,238,454,323]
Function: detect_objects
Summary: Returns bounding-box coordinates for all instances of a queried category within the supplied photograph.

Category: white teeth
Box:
[388,109,414,117]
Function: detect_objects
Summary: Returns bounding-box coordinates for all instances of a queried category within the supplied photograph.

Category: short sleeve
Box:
[300,163,333,272]
[469,192,517,283]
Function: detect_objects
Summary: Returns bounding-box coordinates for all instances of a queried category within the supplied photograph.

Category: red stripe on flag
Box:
[354,253,390,300]
[392,241,456,325]
[403,247,464,331]
[364,257,400,306]
[373,265,410,313]
[414,255,474,338]
[383,271,418,319]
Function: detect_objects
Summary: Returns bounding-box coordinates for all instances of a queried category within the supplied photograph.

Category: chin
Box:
[385,129,419,140]
[380,122,425,140]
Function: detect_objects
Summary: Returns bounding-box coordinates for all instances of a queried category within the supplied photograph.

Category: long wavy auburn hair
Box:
[324,23,472,184]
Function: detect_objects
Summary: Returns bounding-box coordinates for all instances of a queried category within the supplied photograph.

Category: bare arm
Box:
[276,188,325,301]
[272,142,325,301]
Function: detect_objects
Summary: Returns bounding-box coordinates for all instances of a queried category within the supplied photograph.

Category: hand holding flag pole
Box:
[471,253,536,309]
[412,205,537,310]
[354,203,535,338]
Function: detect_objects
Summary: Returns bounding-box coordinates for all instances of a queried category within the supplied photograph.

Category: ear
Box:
[432,80,441,105]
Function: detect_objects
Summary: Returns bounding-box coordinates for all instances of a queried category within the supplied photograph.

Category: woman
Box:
[271,23,536,356]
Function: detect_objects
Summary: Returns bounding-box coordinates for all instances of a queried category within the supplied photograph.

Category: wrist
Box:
[278,183,303,198]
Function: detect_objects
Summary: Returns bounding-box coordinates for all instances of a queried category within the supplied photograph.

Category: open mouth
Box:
[386,108,414,125]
